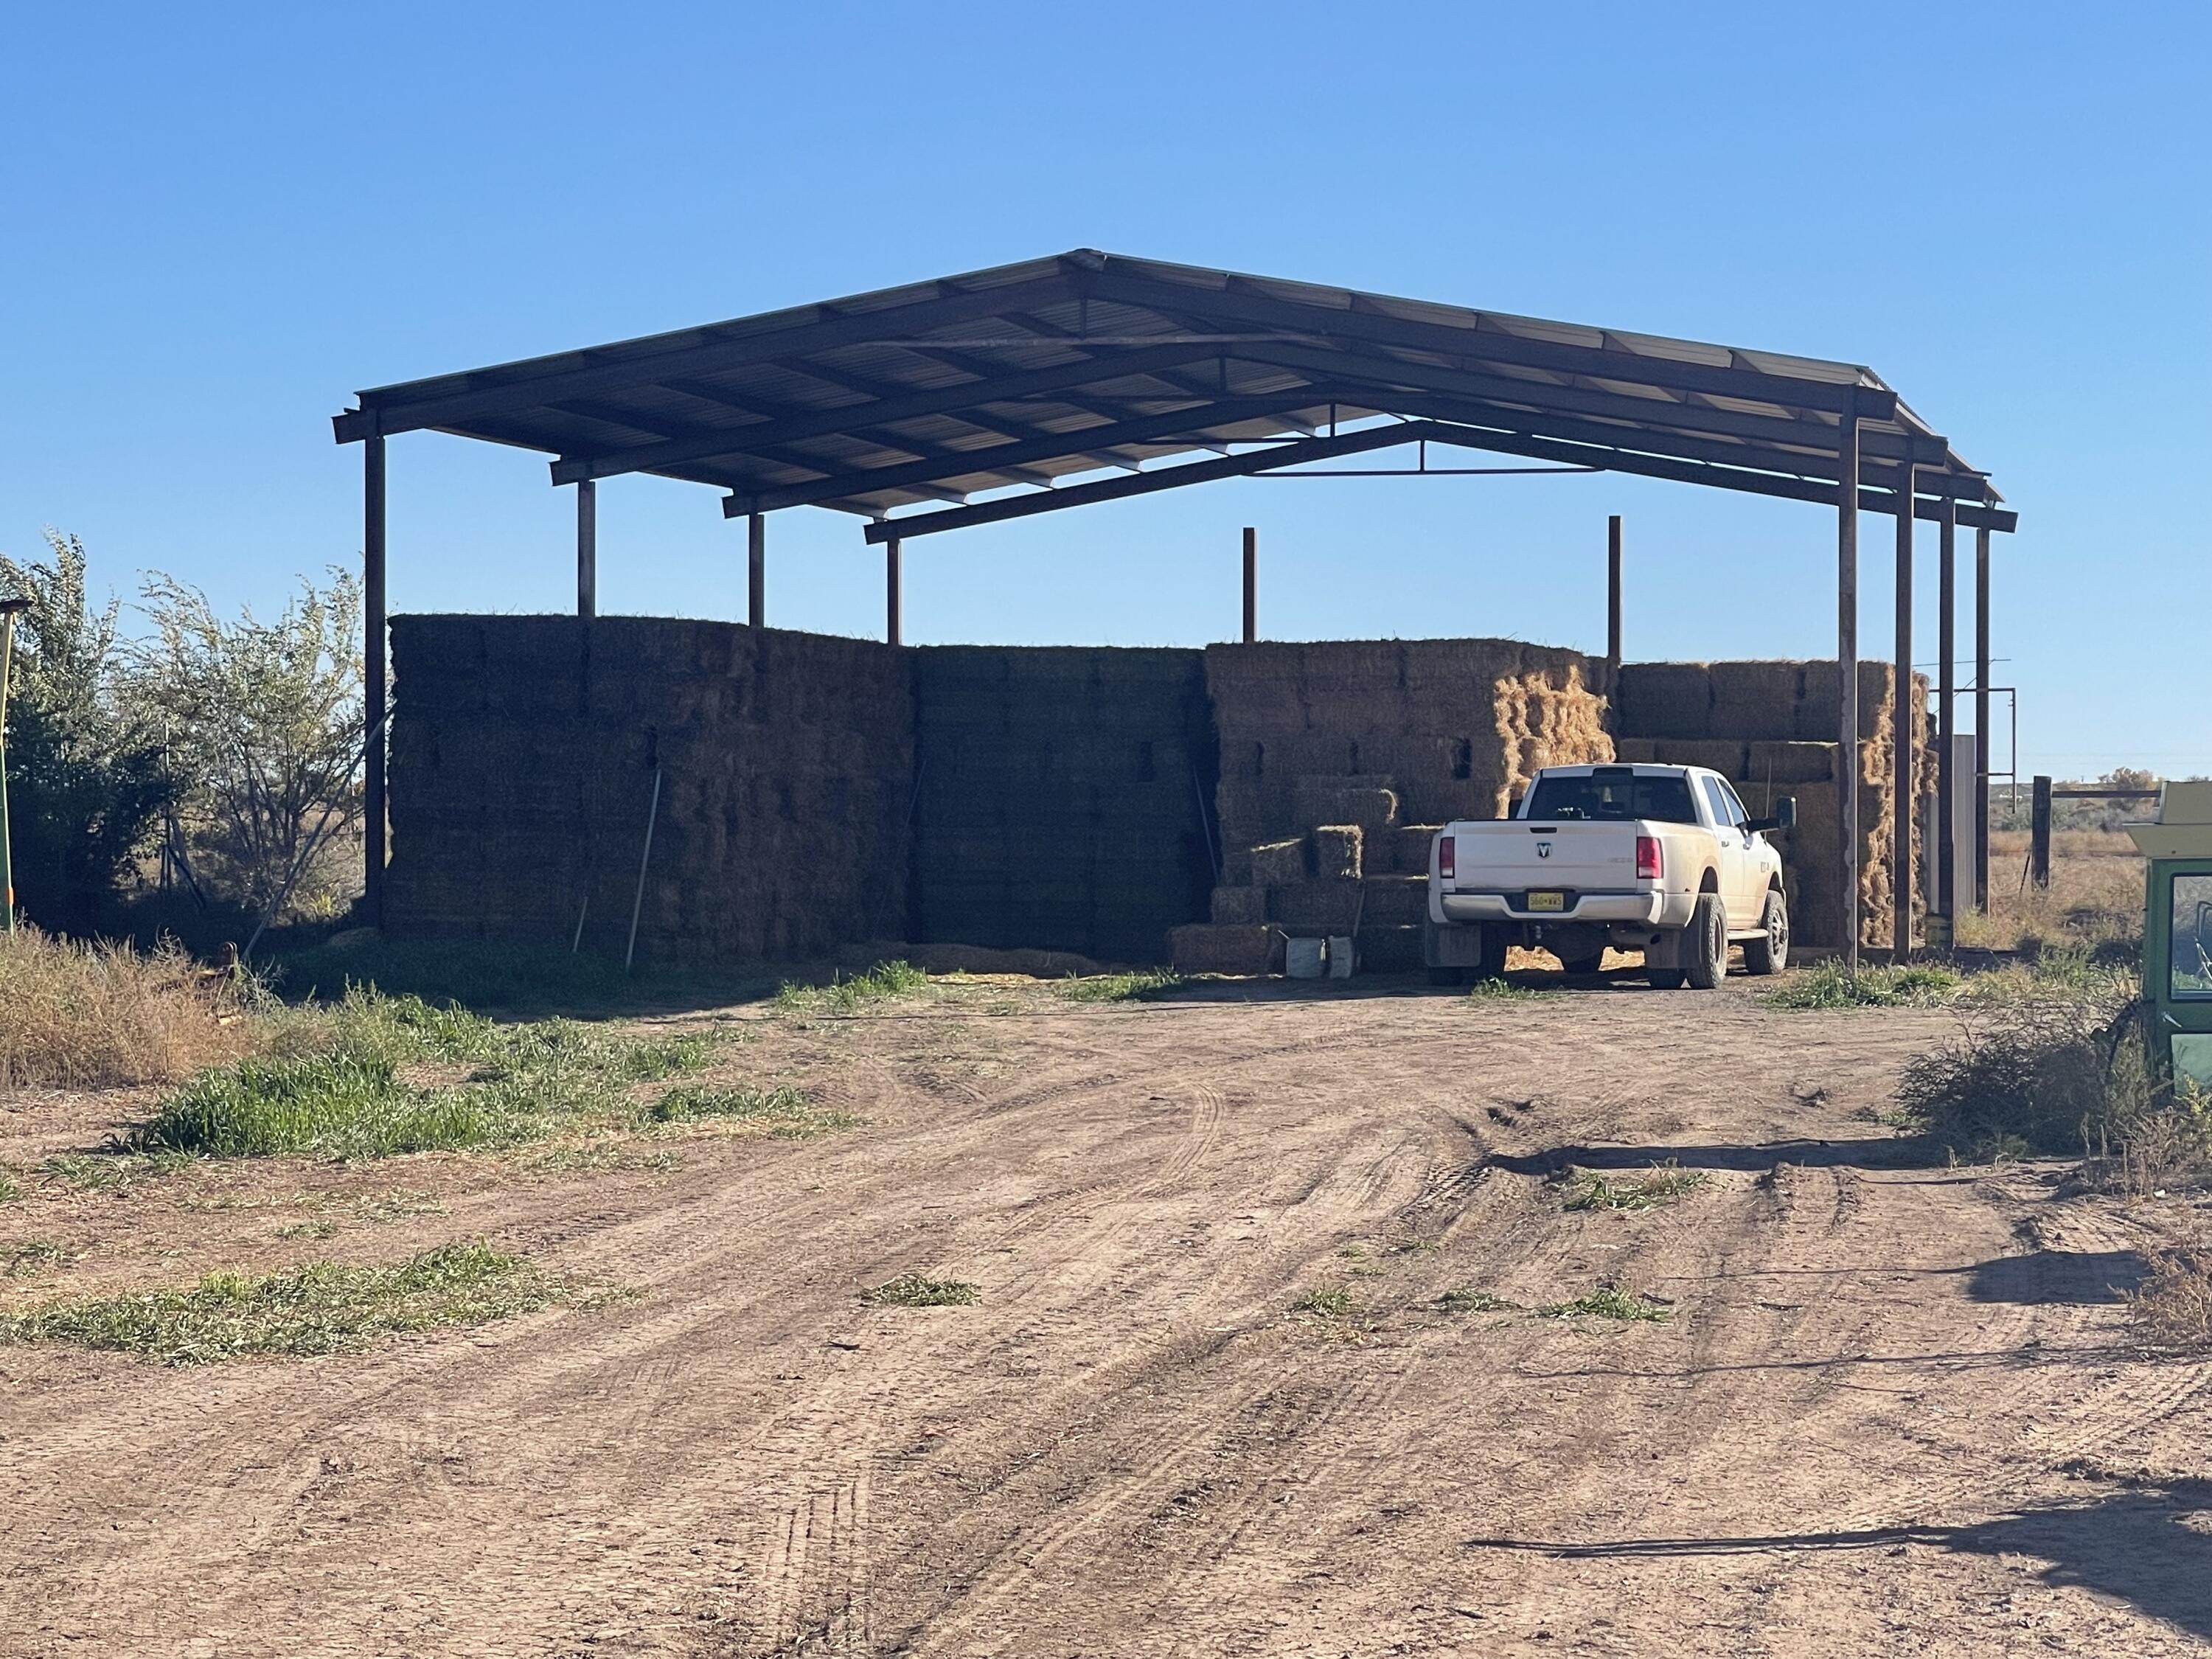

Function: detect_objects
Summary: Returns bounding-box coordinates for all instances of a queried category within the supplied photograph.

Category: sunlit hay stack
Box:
[0,928,261,1090]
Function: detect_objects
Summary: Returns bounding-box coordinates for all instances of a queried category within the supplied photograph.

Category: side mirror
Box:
[1747,797,1797,835]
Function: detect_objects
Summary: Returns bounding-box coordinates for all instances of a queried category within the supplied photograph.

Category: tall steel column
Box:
[886,536,902,647]
[1974,524,1992,911]
[1936,498,1956,922]
[1893,467,1917,960]
[576,478,597,619]
[1241,526,1257,644]
[1607,513,1624,672]
[1838,413,1861,974]
[364,434,387,927]
[748,512,765,630]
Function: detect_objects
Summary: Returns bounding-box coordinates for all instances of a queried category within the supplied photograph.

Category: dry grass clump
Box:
[1561,1160,1709,1211]
[1958,830,2145,955]
[2129,1220,2212,1351]
[0,927,261,1089]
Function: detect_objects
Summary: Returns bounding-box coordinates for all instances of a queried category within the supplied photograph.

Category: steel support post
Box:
[364,434,387,928]
[748,512,765,630]
[1607,514,1624,673]
[1838,414,1861,974]
[1937,499,1956,924]
[1242,526,1257,644]
[1974,525,1992,911]
[886,536,902,647]
[1893,467,1917,960]
[576,478,597,619]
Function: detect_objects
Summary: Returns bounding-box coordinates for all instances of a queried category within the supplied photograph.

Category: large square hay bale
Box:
[1354,924,1425,971]
[1169,923,1279,975]
[1742,741,1839,788]
[1384,824,1440,874]
[1267,880,1363,933]
[1293,782,1399,834]
[1616,662,1714,740]
[1249,837,1310,886]
[1211,885,1266,925]
[1312,824,1363,880]
[1360,875,1430,927]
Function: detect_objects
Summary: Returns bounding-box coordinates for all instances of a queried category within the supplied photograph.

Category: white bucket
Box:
[1285,936,1327,978]
[1326,935,1357,978]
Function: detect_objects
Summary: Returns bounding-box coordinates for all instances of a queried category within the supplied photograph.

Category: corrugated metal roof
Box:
[335,250,2011,534]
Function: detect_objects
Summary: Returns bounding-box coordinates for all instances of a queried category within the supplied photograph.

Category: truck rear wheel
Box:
[1743,889,1790,976]
[1686,893,1727,990]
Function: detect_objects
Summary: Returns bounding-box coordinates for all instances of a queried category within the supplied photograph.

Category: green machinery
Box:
[2129,782,2212,1090]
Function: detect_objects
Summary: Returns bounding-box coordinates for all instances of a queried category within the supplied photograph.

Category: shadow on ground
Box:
[1465,1478,2212,1641]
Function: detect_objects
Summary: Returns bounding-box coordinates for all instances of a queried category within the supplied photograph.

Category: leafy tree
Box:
[0,533,174,931]
[128,568,366,921]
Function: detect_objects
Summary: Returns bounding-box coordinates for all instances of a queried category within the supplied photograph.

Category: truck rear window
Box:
[1525,773,1699,824]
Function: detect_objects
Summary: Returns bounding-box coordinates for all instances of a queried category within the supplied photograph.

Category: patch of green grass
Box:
[1439,1286,1517,1315]
[133,990,720,1162]
[1560,1160,1710,1212]
[0,1168,21,1206]
[1763,960,1963,1009]
[862,1273,977,1308]
[639,1083,860,1138]
[1466,978,1554,1001]
[776,960,930,1017]
[4,1239,71,1276]
[1540,1286,1672,1322]
[1290,1283,1357,1320]
[1058,968,1183,1003]
[0,1240,588,1365]
[275,1219,338,1239]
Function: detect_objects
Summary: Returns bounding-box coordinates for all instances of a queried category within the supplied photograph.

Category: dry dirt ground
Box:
[4,970,2210,1658]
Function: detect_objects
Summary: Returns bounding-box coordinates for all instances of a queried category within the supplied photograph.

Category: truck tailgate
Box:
[1444,822,1639,891]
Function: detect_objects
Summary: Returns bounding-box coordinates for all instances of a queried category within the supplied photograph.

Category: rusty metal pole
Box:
[576,479,597,619]
[1607,514,1624,674]
[1893,467,1916,960]
[2031,775,2053,888]
[364,433,387,928]
[1974,524,1992,911]
[1838,412,1861,975]
[886,535,902,647]
[1937,498,1956,926]
[748,512,765,630]
[1241,526,1257,644]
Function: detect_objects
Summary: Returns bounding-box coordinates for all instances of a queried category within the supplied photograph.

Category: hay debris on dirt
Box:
[863,1274,978,1308]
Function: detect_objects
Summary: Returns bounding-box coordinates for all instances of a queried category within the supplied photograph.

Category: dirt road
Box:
[4,975,2208,1656]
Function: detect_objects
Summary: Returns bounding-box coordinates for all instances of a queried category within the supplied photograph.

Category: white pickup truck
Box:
[1424,762,1795,989]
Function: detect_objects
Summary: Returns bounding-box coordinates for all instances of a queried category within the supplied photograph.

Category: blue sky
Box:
[2,2,2205,777]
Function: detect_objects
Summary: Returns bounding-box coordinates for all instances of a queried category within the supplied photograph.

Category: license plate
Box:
[1526,891,1566,912]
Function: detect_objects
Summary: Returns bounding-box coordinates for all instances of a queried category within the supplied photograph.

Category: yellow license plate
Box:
[1526,891,1566,912]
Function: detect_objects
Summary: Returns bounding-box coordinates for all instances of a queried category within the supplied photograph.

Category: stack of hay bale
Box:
[1169,639,1614,974]
[1613,660,1932,948]
[386,616,914,965]
[908,647,1214,963]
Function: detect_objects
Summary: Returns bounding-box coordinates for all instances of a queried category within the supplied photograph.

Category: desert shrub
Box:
[1896,1001,2124,1156]
[0,926,261,1088]
[2130,1220,2212,1351]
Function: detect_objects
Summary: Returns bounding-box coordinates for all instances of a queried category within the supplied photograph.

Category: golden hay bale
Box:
[1617,662,1714,740]
[1169,923,1279,975]
[1312,825,1364,880]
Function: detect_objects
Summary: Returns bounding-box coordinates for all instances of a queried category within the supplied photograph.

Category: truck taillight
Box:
[1438,835,1455,880]
[1635,834,1662,880]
